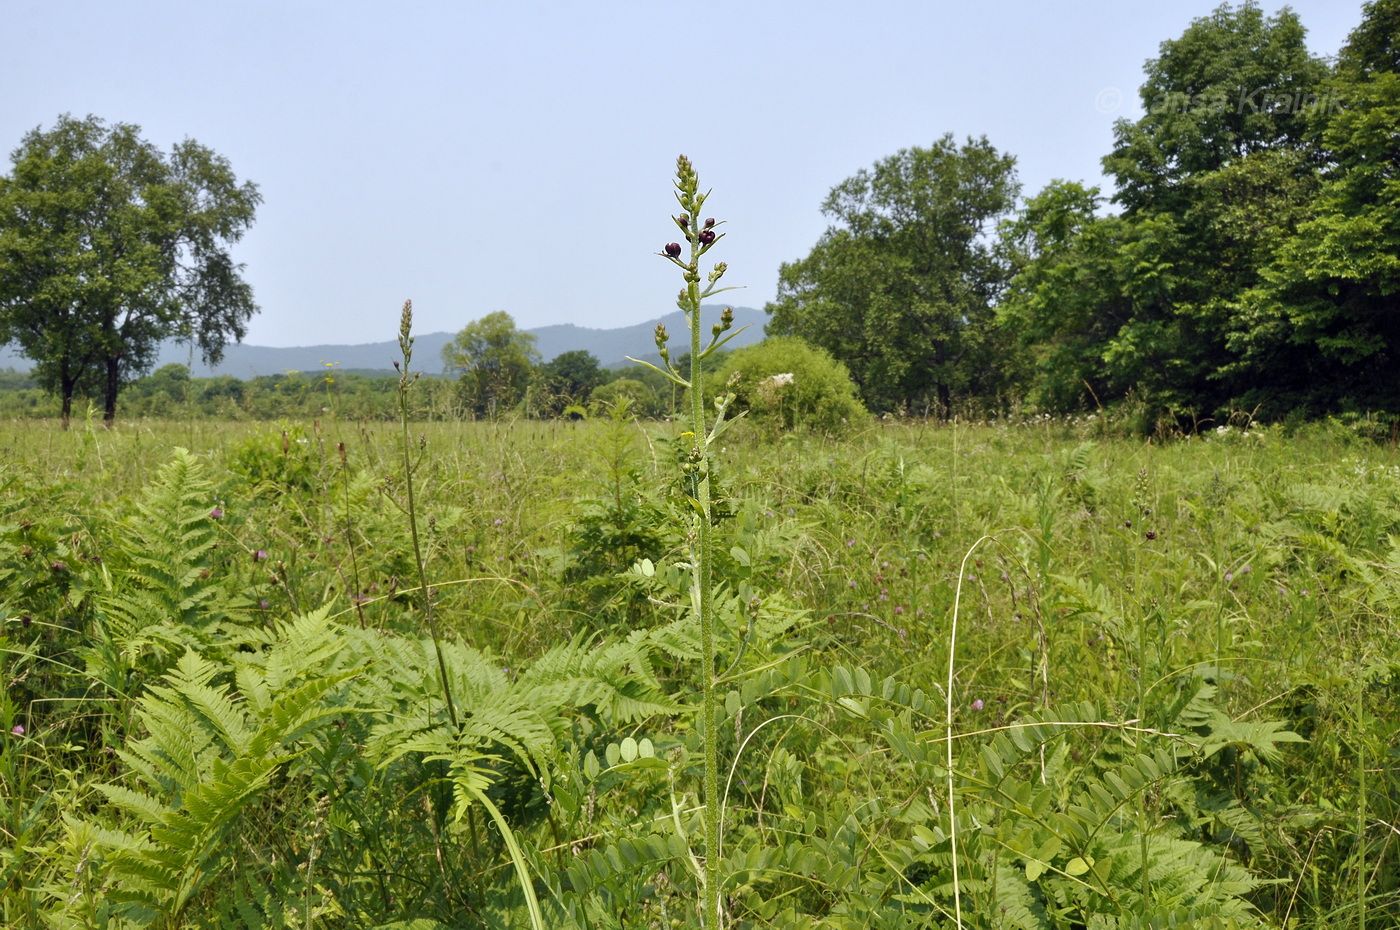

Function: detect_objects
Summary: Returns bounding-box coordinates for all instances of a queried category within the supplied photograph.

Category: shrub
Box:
[589,378,661,418]
[715,336,867,435]
[228,423,320,491]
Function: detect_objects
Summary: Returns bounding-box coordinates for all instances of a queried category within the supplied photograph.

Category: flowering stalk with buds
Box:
[630,155,745,929]
[396,300,459,730]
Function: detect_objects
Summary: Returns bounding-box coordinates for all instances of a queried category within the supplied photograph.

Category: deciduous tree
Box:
[0,114,260,424]
[766,134,1020,414]
[441,310,539,418]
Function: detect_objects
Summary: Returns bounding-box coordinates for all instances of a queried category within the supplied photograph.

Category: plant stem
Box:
[687,235,722,930]
[396,300,459,729]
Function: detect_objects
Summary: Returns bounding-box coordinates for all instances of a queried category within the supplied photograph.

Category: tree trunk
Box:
[937,382,952,420]
[103,356,120,425]
[58,362,79,429]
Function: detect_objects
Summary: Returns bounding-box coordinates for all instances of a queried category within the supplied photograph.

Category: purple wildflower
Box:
[209,506,224,520]
[10,724,24,736]
[971,699,984,712]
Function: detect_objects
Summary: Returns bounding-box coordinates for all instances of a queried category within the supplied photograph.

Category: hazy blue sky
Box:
[2,1,1362,346]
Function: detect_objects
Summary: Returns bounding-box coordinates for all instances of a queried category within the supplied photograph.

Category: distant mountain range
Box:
[0,306,767,378]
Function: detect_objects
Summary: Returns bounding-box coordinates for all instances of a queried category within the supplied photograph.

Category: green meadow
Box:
[2,414,1395,927]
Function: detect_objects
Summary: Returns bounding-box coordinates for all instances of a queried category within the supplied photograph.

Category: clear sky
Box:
[2,1,1362,346]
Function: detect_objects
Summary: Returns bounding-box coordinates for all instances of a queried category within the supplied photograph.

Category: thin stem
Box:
[688,230,722,930]
[340,444,368,629]
[1356,670,1367,930]
[396,300,459,729]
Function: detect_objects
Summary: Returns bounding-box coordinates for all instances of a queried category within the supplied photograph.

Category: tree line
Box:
[3,1,1396,428]
[0,316,685,421]
[768,0,1399,427]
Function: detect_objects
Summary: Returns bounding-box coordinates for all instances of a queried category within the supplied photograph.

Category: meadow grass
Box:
[1,414,1396,927]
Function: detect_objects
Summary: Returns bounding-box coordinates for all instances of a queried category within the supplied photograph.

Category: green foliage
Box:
[999,2,1398,424]
[766,134,1020,415]
[1237,0,1400,413]
[1103,3,1327,213]
[715,336,867,435]
[441,310,540,418]
[85,449,251,694]
[227,424,320,491]
[558,411,676,622]
[998,182,1130,412]
[0,114,260,423]
[3,417,1398,929]
[539,349,606,416]
[589,377,661,418]
[55,614,356,926]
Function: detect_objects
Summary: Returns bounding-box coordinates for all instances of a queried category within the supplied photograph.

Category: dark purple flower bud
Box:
[49,561,67,573]
[704,217,716,229]
[664,242,682,258]
[1144,530,1157,541]
[677,214,690,229]
[20,615,32,628]
[698,230,716,246]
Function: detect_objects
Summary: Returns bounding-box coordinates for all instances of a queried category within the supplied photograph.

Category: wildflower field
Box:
[2,411,1396,928]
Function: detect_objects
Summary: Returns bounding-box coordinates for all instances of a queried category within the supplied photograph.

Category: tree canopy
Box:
[441,310,540,418]
[539,348,605,415]
[0,114,261,423]
[994,1,1400,425]
[763,2,1399,428]
[766,134,1020,415]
